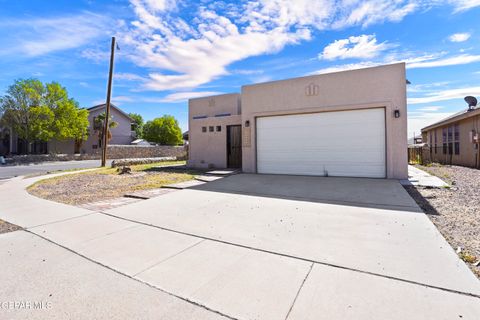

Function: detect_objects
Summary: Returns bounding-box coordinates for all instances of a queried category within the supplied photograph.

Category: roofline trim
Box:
[421,108,480,132]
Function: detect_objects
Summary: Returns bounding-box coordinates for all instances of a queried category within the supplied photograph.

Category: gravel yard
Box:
[404,164,480,278]
[0,219,22,234]
[27,161,196,205]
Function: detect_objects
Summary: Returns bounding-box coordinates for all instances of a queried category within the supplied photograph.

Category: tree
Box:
[44,82,89,151]
[0,79,51,153]
[143,115,183,145]
[128,112,144,138]
[0,79,89,154]
[93,112,118,147]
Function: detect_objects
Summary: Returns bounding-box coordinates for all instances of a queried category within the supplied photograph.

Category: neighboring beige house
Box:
[188,63,408,179]
[1,103,135,155]
[421,103,480,168]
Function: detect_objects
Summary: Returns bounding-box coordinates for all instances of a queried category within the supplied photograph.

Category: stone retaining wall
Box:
[6,145,186,164]
[102,145,186,160]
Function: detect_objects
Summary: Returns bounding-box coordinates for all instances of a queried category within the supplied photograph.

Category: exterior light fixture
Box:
[245,120,250,127]
[394,110,400,118]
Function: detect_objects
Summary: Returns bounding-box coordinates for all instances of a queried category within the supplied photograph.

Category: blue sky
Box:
[1,0,480,138]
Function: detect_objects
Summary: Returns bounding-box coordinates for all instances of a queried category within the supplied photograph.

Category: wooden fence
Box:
[408,146,423,164]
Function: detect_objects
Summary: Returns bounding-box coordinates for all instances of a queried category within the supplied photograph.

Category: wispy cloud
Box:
[450,0,480,12]
[0,12,111,57]
[417,106,443,111]
[110,0,432,91]
[154,91,223,103]
[408,110,455,137]
[312,53,480,74]
[449,32,471,42]
[407,81,451,93]
[115,73,146,81]
[408,86,480,104]
[408,54,480,68]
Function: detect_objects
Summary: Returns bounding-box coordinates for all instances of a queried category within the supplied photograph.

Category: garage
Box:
[189,63,407,179]
[256,108,386,178]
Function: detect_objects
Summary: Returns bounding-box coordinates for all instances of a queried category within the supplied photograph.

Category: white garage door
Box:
[256,108,386,178]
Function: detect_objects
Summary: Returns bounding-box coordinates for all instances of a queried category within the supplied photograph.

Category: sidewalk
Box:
[1,171,479,319]
[400,165,450,188]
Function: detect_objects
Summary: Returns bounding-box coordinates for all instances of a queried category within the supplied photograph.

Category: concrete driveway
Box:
[1,173,479,319]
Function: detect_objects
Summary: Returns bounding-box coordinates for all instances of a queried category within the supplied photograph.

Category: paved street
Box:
[0,160,110,179]
[0,173,479,319]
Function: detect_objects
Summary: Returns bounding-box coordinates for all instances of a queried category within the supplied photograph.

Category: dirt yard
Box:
[27,161,196,205]
[0,219,22,234]
[405,164,480,278]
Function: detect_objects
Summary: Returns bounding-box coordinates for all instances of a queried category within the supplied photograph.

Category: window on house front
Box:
[442,128,447,154]
[434,130,437,154]
[209,126,214,132]
[429,132,432,153]
[454,124,460,155]
[202,126,207,133]
[216,126,221,132]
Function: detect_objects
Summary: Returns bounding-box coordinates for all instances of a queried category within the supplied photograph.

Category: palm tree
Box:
[93,112,118,147]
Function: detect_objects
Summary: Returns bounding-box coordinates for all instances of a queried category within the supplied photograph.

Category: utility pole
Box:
[101,37,116,167]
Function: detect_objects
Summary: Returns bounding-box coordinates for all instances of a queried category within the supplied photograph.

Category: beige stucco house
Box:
[421,103,480,168]
[188,63,408,179]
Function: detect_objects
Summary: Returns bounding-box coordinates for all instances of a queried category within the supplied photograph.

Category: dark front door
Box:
[227,125,242,168]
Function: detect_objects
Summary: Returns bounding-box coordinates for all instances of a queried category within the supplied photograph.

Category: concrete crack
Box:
[285,262,314,320]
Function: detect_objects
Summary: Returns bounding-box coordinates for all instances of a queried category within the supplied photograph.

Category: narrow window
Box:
[454,124,460,155]
[448,126,453,155]
[429,132,432,153]
[216,126,221,132]
[442,128,447,154]
[202,127,207,133]
[209,126,214,132]
[434,130,437,154]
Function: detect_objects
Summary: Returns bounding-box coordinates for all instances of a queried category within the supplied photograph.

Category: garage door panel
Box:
[256,108,386,178]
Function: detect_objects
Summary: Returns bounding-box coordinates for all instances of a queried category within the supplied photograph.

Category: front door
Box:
[227,125,242,168]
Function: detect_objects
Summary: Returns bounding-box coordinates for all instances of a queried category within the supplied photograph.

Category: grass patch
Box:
[27,160,195,205]
[459,251,477,264]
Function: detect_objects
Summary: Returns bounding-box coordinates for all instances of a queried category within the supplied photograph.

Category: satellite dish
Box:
[464,96,477,110]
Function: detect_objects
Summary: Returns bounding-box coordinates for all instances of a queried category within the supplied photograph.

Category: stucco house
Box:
[188,63,408,179]
[421,100,480,168]
[0,103,135,155]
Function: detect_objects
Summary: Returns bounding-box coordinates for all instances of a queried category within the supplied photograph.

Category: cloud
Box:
[312,53,480,74]
[115,73,146,81]
[93,91,223,104]
[92,95,135,106]
[154,91,224,103]
[319,34,391,60]
[332,0,418,29]
[417,106,443,111]
[408,86,480,104]
[408,110,455,138]
[449,32,471,42]
[407,54,480,68]
[312,61,380,74]
[450,0,480,12]
[0,13,111,57]
[114,0,432,91]
[407,81,450,93]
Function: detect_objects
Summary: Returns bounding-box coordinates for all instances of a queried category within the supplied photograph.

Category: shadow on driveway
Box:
[189,173,422,213]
